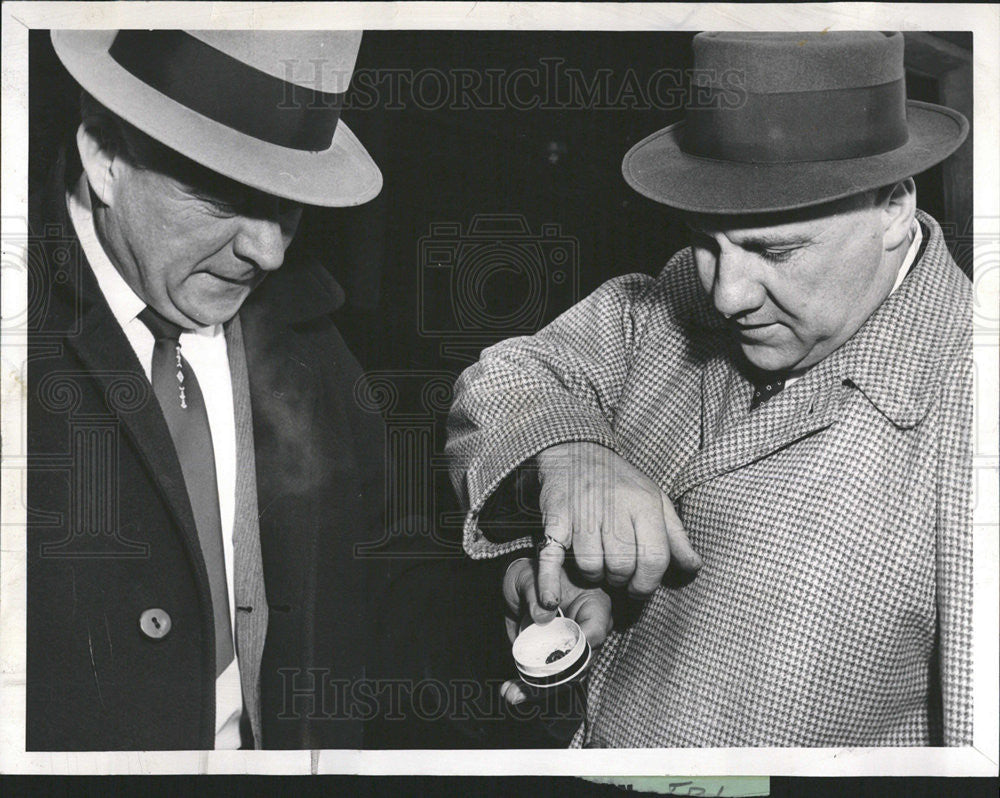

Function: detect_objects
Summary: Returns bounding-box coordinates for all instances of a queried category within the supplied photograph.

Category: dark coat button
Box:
[139,608,172,640]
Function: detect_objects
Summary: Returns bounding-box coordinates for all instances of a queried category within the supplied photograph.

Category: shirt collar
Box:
[67,173,147,332]
[891,219,922,295]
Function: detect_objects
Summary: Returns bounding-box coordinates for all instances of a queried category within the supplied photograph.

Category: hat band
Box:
[682,79,908,163]
[109,30,344,152]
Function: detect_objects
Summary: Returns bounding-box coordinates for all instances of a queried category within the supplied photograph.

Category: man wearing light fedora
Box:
[28,30,385,749]
[448,31,973,745]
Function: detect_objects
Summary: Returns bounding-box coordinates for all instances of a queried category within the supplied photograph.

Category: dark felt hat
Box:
[51,30,382,207]
[622,31,968,214]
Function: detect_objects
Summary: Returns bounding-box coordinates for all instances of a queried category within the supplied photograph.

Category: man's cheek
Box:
[158,221,224,268]
[787,315,829,352]
[694,261,715,296]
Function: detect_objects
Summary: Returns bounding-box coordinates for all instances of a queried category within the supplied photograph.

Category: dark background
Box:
[30,29,975,389]
[28,29,975,752]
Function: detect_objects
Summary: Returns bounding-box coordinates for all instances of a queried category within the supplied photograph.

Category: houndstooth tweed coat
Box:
[447,209,973,747]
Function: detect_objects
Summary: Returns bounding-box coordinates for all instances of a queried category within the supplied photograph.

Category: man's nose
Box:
[233,215,288,272]
[712,248,765,318]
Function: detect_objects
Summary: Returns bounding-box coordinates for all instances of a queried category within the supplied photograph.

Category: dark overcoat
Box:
[26,150,385,750]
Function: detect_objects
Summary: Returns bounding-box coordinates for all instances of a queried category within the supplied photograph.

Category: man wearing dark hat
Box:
[28,31,384,749]
[448,31,973,746]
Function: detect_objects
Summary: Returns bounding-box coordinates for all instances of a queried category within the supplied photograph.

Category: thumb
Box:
[570,590,613,648]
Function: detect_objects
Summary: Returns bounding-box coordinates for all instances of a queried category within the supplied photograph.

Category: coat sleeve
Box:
[935,342,974,746]
[446,273,657,559]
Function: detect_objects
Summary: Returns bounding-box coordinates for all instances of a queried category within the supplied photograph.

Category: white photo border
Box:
[2,1,997,778]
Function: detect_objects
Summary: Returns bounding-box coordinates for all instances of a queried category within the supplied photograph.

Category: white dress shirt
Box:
[68,175,244,749]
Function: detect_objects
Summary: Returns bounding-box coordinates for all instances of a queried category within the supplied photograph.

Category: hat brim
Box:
[622,100,968,214]
[52,30,382,207]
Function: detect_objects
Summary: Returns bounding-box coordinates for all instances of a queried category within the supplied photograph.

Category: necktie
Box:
[139,307,234,677]
[750,372,787,411]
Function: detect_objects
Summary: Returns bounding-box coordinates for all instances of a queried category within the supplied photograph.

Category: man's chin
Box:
[175,275,260,325]
[739,343,801,374]
[177,297,249,327]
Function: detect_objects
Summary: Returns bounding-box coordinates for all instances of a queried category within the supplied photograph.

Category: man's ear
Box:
[75,118,122,207]
[880,178,917,252]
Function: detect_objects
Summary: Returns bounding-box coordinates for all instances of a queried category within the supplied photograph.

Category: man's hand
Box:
[534,441,702,610]
[503,556,613,644]
[501,557,612,706]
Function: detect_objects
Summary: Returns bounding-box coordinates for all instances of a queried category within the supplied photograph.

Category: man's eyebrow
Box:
[738,233,812,248]
[685,222,812,247]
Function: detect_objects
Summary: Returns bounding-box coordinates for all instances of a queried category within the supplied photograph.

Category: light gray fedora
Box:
[52,29,382,207]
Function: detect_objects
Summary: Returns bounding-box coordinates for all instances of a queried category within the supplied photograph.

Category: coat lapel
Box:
[45,151,206,571]
[225,315,269,750]
[58,251,207,580]
[671,349,851,499]
[236,247,348,746]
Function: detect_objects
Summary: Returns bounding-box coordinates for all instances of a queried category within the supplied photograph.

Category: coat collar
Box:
[692,208,968,431]
[672,348,851,498]
[823,210,970,429]
[671,209,969,497]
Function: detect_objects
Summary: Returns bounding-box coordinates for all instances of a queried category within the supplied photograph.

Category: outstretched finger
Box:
[538,452,572,611]
[661,493,702,571]
[514,555,559,627]
[536,531,570,612]
[503,558,547,641]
